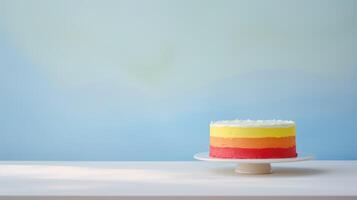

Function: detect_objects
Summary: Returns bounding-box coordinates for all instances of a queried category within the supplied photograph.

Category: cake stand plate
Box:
[194,152,314,174]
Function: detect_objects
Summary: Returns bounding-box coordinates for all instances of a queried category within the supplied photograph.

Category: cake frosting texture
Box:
[209,120,297,159]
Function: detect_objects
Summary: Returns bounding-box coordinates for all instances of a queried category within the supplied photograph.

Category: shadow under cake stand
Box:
[194,152,314,174]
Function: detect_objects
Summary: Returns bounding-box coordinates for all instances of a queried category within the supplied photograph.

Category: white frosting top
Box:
[210,119,295,128]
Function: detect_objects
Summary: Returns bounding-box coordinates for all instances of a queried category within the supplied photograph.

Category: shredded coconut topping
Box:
[210,119,295,128]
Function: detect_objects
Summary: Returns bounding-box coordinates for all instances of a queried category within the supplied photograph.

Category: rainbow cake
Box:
[210,120,297,159]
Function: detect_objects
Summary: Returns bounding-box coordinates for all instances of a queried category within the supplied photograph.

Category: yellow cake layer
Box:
[210,126,296,138]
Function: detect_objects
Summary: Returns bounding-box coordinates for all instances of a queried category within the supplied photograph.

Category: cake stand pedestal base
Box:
[194,152,314,175]
[235,163,272,174]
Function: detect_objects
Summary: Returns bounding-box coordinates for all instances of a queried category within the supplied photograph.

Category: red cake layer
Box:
[210,146,297,159]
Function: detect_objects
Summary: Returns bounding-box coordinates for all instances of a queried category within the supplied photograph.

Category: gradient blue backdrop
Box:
[1,0,357,160]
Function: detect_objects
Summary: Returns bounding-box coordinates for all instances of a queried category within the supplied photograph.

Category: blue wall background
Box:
[0,0,356,160]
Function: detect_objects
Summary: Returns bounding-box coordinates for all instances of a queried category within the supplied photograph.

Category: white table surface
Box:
[0,161,356,199]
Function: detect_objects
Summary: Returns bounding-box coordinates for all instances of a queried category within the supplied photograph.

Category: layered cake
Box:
[210,120,297,159]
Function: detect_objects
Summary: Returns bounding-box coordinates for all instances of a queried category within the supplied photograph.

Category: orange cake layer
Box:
[210,136,295,149]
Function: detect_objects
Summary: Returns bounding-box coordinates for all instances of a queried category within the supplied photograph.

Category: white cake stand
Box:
[194,152,314,174]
